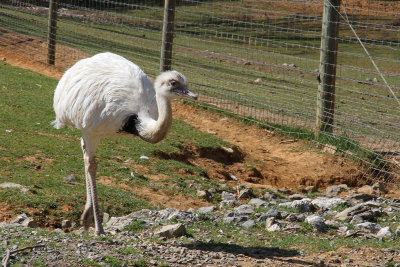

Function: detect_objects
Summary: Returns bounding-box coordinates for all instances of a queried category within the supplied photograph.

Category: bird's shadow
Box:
[176,241,324,266]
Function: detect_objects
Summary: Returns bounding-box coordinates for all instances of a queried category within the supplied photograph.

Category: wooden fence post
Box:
[47,0,58,65]
[316,0,341,135]
[160,0,176,72]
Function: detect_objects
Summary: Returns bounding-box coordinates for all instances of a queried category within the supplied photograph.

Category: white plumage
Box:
[53,52,197,235]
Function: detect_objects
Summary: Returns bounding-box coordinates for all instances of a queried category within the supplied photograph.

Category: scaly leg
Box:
[80,135,104,235]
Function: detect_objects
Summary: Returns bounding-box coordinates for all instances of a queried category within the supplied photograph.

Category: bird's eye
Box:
[170,80,177,87]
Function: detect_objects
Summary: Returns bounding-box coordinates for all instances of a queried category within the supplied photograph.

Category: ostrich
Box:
[52,52,197,235]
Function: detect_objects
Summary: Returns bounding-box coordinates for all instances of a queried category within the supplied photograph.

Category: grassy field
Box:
[1,56,400,267]
[0,61,234,226]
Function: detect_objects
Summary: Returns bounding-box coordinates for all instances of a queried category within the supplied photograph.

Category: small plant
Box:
[103,256,125,267]
[300,222,314,233]
[133,258,149,267]
[122,220,147,234]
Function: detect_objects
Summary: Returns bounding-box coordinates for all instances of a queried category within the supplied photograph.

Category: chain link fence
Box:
[1,0,399,184]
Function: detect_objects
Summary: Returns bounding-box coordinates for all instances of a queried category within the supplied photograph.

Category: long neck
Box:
[140,93,172,143]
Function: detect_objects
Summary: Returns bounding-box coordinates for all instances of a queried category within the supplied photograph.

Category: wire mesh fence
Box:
[0,0,399,184]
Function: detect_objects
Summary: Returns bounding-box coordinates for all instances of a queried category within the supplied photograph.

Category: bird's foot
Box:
[80,207,94,231]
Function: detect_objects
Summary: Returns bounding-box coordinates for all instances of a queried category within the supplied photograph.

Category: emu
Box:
[52,52,197,235]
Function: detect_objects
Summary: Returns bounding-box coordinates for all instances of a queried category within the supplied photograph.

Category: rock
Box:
[335,201,381,221]
[63,174,77,182]
[248,198,268,208]
[197,190,212,201]
[286,213,305,222]
[241,220,256,228]
[350,215,364,224]
[265,218,281,232]
[325,184,348,196]
[372,77,378,83]
[221,191,236,201]
[257,207,281,221]
[234,205,254,215]
[355,222,383,234]
[350,193,376,202]
[263,191,280,201]
[279,198,314,212]
[220,200,238,208]
[288,194,306,201]
[357,185,374,195]
[227,174,238,181]
[253,78,262,84]
[155,223,186,239]
[372,182,387,194]
[311,197,347,210]
[103,212,110,224]
[238,188,255,199]
[376,226,392,239]
[139,155,149,160]
[61,220,72,229]
[197,206,216,214]
[11,213,30,224]
[322,144,337,155]
[305,215,328,233]
[395,225,400,236]
[105,214,135,231]
[0,182,31,194]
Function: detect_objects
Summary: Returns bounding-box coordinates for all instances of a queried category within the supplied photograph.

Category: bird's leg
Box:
[80,136,105,235]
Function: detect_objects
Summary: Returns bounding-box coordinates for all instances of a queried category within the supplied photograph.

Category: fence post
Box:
[316,0,341,135]
[47,0,58,65]
[160,0,176,72]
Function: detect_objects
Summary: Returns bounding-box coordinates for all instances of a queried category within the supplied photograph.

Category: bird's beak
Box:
[179,88,198,100]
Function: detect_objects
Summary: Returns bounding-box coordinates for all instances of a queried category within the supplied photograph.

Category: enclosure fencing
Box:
[0,0,399,185]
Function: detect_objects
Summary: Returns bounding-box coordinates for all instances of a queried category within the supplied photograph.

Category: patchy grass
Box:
[0,62,235,227]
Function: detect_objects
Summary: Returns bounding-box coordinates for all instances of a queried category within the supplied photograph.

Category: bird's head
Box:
[154,71,198,100]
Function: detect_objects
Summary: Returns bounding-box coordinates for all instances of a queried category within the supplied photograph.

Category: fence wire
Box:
[0,0,399,184]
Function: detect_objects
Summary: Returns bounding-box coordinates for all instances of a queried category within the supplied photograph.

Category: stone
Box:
[61,220,72,229]
[220,200,238,208]
[350,215,364,224]
[197,206,216,214]
[221,191,236,201]
[253,78,262,84]
[241,220,256,228]
[257,207,281,221]
[263,191,280,201]
[322,144,337,155]
[357,185,374,195]
[372,182,387,194]
[11,213,30,224]
[103,212,110,224]
[63,174,77,182]
[248,198,268,208]
[197,190,212,201]
[0,182,31,194]
[376,226,392,239]
[355,222,383,234]
[279,198,314,212]
[289,194,306,201]
[395,225,400,236]
[325,184,348,196]
[335,201,381,221]
[105,214,134,231]
[238,188,255,199]
[286,213,305,222]
[155,223,186,239]
[305,215,328,233]
[351,193,376,202]
[234,205,254,215]
[311,197,347,210]
[265,217,275,228]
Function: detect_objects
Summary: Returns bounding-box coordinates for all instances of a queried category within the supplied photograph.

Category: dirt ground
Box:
[2,34,400,266]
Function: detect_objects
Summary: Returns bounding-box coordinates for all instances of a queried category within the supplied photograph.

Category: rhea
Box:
[52,52,197,235]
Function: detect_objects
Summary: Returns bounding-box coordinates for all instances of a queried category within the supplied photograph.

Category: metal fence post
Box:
[160,0,176,72]
[47,0,58,65]
[316,0,341,135]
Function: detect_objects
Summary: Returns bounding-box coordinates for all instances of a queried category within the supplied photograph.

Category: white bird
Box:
[52,52,197,235]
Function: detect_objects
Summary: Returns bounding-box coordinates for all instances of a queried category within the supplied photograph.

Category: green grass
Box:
[0,62,234,228]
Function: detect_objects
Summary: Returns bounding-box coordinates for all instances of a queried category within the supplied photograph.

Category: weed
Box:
[132,258,149,267]
[122,220,147,234]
